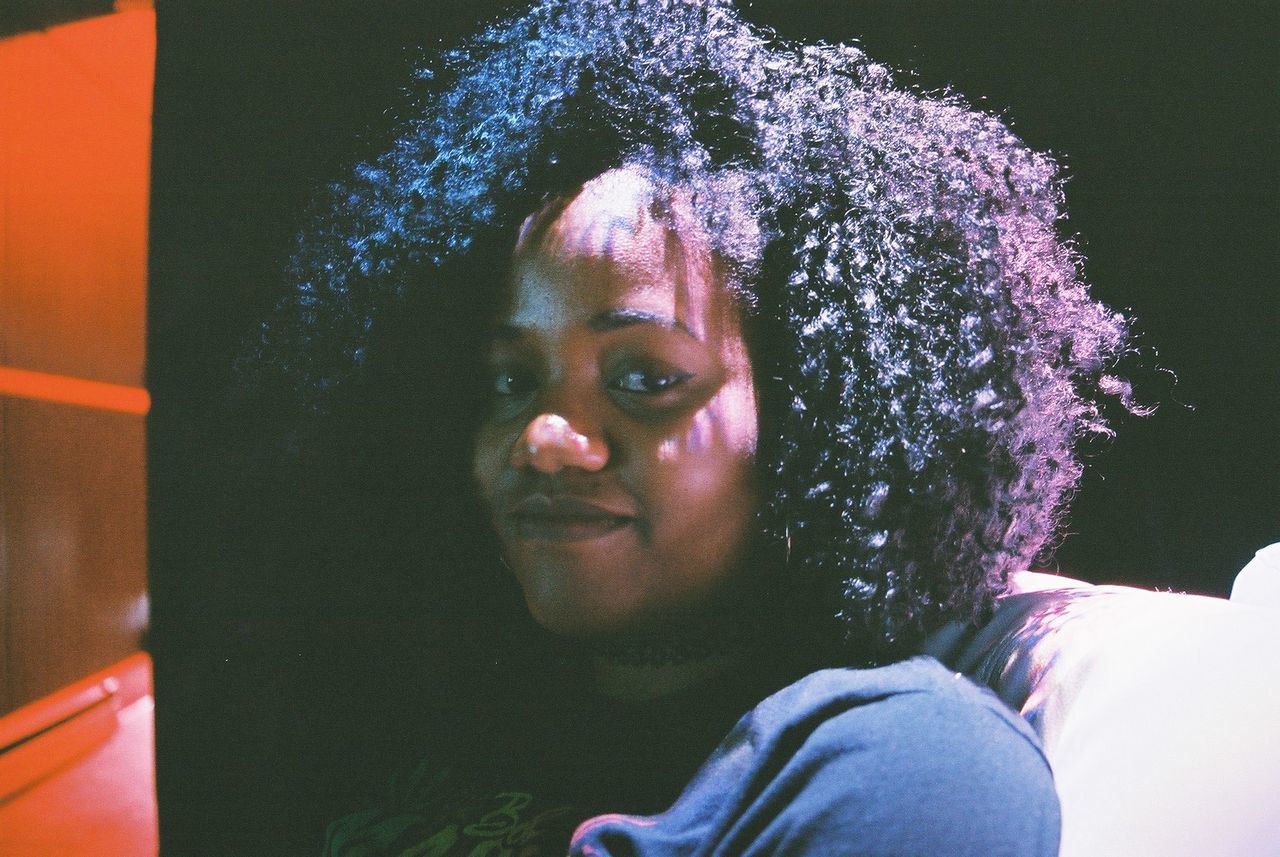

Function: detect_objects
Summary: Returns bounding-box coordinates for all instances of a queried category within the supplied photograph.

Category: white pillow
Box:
[1023,586,1280,856]
[1231,542,1280,609]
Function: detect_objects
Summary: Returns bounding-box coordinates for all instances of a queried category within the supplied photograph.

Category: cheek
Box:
[471,425,513,504]
[645,389,759,549]
[642,447,756,606]
[711,380,759,457]
[656,380,758,463]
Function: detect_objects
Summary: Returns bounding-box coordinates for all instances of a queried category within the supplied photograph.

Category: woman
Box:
[250,0,1129,853]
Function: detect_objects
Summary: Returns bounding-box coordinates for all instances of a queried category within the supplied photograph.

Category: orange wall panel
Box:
[0,9,153,715]
[0,9,153,386]
[1,398,148,712]
[0,400,8,706]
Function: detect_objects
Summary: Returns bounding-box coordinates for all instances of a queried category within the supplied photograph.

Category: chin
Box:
[524,594,639,641]
[511,555,645,640]
[527,601,627,642]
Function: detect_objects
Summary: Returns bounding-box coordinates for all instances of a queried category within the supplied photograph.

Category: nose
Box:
[510,413,608,474]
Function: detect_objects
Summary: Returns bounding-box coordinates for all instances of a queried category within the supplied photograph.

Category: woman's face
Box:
[472,169,760,639]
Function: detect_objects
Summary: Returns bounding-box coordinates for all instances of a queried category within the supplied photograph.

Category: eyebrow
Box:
[589,308,699,339]
[491,308,699,341]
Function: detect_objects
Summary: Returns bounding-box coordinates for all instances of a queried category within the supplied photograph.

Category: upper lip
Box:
[508,494,637,521]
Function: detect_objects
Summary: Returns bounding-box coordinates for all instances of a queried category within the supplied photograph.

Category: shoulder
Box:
[577,656,1060,857]
[756,655,1048,764]
[735,656,1060,856]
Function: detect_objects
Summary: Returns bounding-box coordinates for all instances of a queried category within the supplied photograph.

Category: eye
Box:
[609,367,693,396]
[490,366,538,398]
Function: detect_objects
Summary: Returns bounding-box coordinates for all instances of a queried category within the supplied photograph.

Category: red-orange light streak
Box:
[0,366,150,415]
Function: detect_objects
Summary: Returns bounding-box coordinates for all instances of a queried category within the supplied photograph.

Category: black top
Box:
[323,655,1059,856]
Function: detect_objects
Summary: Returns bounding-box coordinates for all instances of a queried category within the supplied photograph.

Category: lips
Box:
[507,494,636,542]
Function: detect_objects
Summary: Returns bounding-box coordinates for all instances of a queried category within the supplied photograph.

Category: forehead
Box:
[506,168,736,337]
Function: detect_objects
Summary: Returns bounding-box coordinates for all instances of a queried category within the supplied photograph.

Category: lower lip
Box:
[512,516,633,543]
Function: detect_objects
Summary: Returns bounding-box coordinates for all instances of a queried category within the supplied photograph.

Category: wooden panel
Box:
[0,9,153,386]
[1,398,147,713]
[0,9,153,717]
[0,654,156,857]
[0,399,8,713]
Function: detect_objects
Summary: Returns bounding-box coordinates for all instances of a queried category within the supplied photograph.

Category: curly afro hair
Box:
[248,0,1131,663]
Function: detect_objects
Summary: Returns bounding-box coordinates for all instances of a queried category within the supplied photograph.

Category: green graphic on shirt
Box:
[327,788,578,857]
[404,791,575,857]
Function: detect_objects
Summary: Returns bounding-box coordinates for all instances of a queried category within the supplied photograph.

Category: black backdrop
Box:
[149,2,1278,853]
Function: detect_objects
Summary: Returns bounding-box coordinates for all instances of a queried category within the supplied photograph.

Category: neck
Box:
[591,650,739,702]
[575,572,788,702]
[583,611,757,702]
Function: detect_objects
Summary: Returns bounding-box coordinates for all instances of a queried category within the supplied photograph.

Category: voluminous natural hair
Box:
[249,0,1130,662]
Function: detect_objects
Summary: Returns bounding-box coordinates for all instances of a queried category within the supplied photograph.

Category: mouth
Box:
[508,495,636,543]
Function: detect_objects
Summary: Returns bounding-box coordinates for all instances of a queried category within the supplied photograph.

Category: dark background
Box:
[148,2,1278,853]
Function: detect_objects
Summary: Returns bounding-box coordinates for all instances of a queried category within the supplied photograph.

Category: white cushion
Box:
[1231,542,1280,609]
[927,574,1280,856]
